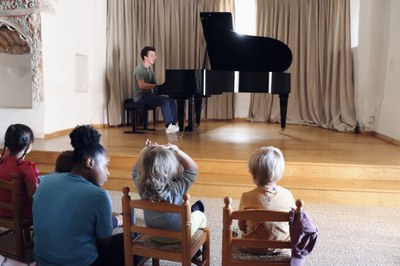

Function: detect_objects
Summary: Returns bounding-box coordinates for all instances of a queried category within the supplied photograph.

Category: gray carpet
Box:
[109,190,400,266]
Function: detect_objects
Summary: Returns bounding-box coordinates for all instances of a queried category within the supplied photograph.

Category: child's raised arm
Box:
[166,143,198,170]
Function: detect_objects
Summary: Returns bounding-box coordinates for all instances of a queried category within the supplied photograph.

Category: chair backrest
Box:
[0,174,22,226]
[121,186,198,266]
[0,174,33,261]
[222,196,303,266]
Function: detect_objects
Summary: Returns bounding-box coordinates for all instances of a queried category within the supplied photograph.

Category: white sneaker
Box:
[166,124,179,134]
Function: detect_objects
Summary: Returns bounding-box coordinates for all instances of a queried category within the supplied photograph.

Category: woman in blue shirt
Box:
[33,125,141,266]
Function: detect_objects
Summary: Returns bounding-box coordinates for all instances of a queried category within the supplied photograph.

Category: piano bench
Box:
[123,99,156,134]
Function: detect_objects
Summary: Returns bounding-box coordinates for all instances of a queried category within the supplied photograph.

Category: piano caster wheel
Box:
[279,128,286,135]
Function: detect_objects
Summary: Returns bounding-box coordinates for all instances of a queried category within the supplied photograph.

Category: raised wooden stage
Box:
[27,120,400,206]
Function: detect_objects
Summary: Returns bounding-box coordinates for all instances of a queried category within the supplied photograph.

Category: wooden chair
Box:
[123,98,157,134]
[122,186,210,266]
[222,197,303,266]
[0,174,33,261]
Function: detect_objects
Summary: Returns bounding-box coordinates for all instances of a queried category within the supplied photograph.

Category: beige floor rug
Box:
[109,190,400,266]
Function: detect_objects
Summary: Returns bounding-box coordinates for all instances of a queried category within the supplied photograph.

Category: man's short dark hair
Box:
[141,46,156,60]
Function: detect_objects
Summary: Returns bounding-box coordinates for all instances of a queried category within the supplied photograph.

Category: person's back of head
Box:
[69,125,108,187]
[136,145,181,201]
[69,125,105,163]
[248,146,285,186]
[1,123,34,163]
[55,150,74,172]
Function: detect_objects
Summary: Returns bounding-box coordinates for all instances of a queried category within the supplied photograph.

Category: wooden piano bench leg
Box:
[124,109,145,134]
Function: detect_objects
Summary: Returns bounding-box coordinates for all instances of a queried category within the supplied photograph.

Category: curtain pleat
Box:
[251,0,357,132]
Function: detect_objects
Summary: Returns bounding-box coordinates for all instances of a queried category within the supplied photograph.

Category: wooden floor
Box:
[27,120,400,206]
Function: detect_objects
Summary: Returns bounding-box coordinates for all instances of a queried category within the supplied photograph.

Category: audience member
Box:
[54,150,74,173]
[33,125,140,266]
[238,146,295,254]
[0,124,38,218]
[54,149,123,228]
[131,139,206,244]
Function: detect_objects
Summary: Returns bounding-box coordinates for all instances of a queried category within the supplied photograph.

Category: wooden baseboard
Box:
[43,124,108,138]
[373,131,400,146]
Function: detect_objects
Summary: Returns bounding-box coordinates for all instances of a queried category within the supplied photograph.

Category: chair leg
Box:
[132,110,138,132]
[15,228,26,262]
[142,110,148,130]
[153,107,157,128]
[124,109,144,134]
[24,227,32,243]
[140,109,155,131]
[152,258,160,266]
[202,228,211,266]
[125,109,129,126]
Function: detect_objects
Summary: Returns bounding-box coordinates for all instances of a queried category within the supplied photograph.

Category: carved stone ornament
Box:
[0,0,54,101]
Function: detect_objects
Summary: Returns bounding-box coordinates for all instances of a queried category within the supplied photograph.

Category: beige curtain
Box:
[106,0,136,126]
[106,0,235,126]
[250,0,357,132]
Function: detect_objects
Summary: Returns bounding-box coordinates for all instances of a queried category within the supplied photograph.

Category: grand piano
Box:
[156,12,292,132]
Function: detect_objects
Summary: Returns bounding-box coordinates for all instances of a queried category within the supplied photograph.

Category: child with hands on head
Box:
[131,139,206,244]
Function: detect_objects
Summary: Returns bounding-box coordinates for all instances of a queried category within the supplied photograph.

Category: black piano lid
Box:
[200,12,293,72]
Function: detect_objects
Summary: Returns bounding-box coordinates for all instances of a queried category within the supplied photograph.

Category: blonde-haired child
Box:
[238,146,295,254]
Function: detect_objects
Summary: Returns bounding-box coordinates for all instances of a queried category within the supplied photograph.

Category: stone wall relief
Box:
[0,0,56,104]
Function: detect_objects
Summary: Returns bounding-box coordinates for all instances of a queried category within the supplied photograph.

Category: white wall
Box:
[354,0,400,140]
[354,0,389,132]
[41,0,107,134]
[376,0,400,139]
[0,102,45,143]
[0,0,107,141]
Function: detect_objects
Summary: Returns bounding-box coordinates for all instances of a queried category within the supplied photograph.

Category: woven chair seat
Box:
[231,245,291,262]
[132,229,205,252]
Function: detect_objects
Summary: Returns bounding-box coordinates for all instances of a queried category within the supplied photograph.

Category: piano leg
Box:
[279,93,289,134]
[176,99,185,132]
[175,97,197,132]
[186,97,194,132]
[194,96,202,126]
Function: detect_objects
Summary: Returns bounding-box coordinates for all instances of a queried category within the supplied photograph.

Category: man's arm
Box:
[137,79,156,90]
